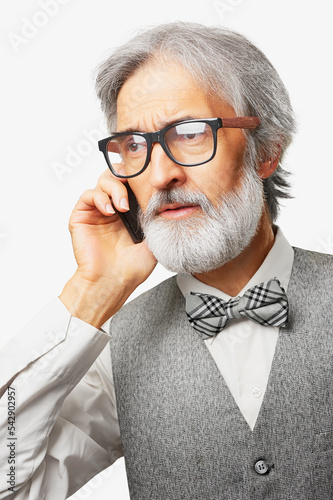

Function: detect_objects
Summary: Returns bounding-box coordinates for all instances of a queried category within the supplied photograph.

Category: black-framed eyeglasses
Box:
[98,116,260,179]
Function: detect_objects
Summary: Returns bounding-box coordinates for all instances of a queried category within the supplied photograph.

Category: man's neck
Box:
[193,211,275,296]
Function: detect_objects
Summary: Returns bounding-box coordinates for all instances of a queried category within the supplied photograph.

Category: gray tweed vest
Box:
[110,248,333,499]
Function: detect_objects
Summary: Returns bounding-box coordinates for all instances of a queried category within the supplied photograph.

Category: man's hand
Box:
[59,169,157,328]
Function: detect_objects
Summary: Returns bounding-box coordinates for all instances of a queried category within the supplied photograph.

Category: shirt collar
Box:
[176,226,294,300]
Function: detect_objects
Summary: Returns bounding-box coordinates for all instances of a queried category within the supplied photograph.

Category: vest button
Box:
[254,459,270,475]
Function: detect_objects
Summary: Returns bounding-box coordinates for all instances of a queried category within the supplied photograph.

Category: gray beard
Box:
[138,168,264,274]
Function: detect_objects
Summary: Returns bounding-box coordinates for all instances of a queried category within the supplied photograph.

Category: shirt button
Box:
[251,386,262,398]
[254,459,270,475]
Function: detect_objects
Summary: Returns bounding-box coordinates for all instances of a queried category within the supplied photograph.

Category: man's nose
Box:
[147,142,187,190]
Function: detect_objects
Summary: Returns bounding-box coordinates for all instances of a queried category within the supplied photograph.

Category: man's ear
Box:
[258,146,282,179]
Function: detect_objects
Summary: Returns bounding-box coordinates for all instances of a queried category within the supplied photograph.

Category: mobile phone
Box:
[114,183,144,244]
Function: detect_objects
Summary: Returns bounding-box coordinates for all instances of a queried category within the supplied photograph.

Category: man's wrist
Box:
[59,271,133,329]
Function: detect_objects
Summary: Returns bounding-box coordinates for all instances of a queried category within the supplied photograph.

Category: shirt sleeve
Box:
[0,298,123,499]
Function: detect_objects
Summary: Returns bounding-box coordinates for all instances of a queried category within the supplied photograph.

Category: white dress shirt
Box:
[177,227,294,429]
[0,228,293,499]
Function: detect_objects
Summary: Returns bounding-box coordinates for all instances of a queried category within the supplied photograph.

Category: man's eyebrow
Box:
[115,115,198,134]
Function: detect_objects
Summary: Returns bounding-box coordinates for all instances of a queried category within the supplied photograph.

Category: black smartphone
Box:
[114,183,144,244]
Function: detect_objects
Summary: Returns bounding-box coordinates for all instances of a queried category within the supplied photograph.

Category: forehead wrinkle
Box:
[116,61,229,133]
[117,80,199,113]
[117,98,198,133]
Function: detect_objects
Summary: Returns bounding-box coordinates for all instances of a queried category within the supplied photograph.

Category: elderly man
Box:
[0,22,332,500]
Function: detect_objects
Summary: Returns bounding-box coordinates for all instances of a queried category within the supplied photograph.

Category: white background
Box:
[1,1,332,498]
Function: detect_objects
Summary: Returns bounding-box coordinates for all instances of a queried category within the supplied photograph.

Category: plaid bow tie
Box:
[185,277,288,340]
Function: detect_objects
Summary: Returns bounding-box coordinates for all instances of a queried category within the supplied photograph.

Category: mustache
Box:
[140,187,214,221]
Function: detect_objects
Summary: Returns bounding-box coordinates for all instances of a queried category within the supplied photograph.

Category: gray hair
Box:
[95,22,296,222]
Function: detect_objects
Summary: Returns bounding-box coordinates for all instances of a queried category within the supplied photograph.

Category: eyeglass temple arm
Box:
[221,117,260,129]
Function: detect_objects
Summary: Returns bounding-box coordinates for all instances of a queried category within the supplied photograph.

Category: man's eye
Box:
[178,132,204,142]
[183,133,200,140]
[128,143,139,152]
[126,142,145,153]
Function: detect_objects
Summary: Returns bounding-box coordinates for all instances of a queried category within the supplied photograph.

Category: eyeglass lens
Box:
[106,121,214,177]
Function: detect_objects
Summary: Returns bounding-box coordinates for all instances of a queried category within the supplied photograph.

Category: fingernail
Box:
[120,197,129,210]
[106,203,115,214]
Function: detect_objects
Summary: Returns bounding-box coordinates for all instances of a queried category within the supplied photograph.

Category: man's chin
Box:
[147,240,241,275]
[144,216,259,275]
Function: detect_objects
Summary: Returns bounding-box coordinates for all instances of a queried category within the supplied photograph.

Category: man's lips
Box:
[157,203,200,219]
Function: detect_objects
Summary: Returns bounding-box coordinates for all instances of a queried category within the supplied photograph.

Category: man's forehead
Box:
[118,60,196,100]
[117,63,201,114]
[116,95,205,132]
[115,60,232,132]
